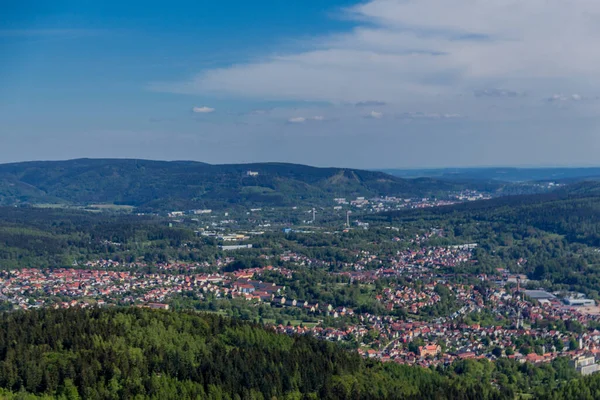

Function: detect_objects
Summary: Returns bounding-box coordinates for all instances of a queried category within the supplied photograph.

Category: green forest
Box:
[0,307,593,400]
[0,207,206,269]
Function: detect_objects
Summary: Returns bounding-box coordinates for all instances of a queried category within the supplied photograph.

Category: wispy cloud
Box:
[474,89,523,98]
[192,106,215,113]
[287,116,325,123]
[546,94,583,102]
[154,0,600,117]
[355,101,386,107]
[248,109,271,115]
[398,112,463,120]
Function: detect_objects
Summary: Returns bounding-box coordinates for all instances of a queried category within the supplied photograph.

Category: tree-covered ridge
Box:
[0,159,494,211]
[0,207,201,268]
[381,181,600,247]
[0,307,517,400]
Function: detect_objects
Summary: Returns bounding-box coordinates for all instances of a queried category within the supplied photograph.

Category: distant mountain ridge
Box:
[0,158,483,211]
[381,167,600,182]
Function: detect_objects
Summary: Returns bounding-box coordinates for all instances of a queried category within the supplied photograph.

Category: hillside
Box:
[0,307,509,400]
[0,159,483,211]
[379,181,600,245]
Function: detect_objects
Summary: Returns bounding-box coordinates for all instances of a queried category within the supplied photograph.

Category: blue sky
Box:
[2,0,600,168]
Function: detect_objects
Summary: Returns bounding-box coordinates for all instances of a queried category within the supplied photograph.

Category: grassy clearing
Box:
[260,318,319,327]
[32,203,70,209]
[89,204,136,211]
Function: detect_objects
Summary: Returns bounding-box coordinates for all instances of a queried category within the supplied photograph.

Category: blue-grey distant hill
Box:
[0,159,500,211]
[381,167,600,183]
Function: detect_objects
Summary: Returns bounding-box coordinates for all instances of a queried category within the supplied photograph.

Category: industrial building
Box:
[572,355,600,376]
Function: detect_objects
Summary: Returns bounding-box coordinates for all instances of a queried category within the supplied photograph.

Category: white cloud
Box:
[288,116,325,123]
[367,111,384,119]
[288,117,307,123]
[398,112,462,120]
[546,94,586,102]
[156,0,600,121]
[192,106,215,113]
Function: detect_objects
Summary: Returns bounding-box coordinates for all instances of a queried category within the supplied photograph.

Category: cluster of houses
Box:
[0,268,226,309]
[7,228,600,376]
[0,265,307,312]
[391,246,476,270]
[232,263,600,374]
[83,258,234,271]
[331,191,491,214]
[269,306,600,372]
[378,285,442,314]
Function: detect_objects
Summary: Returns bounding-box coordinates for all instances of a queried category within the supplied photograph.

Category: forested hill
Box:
[0,307,508,400]
[0,307,593,399]
[378,180,600,247]
[0,159,486,211]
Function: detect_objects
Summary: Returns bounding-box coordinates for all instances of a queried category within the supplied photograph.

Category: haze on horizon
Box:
[2,0,600,169]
